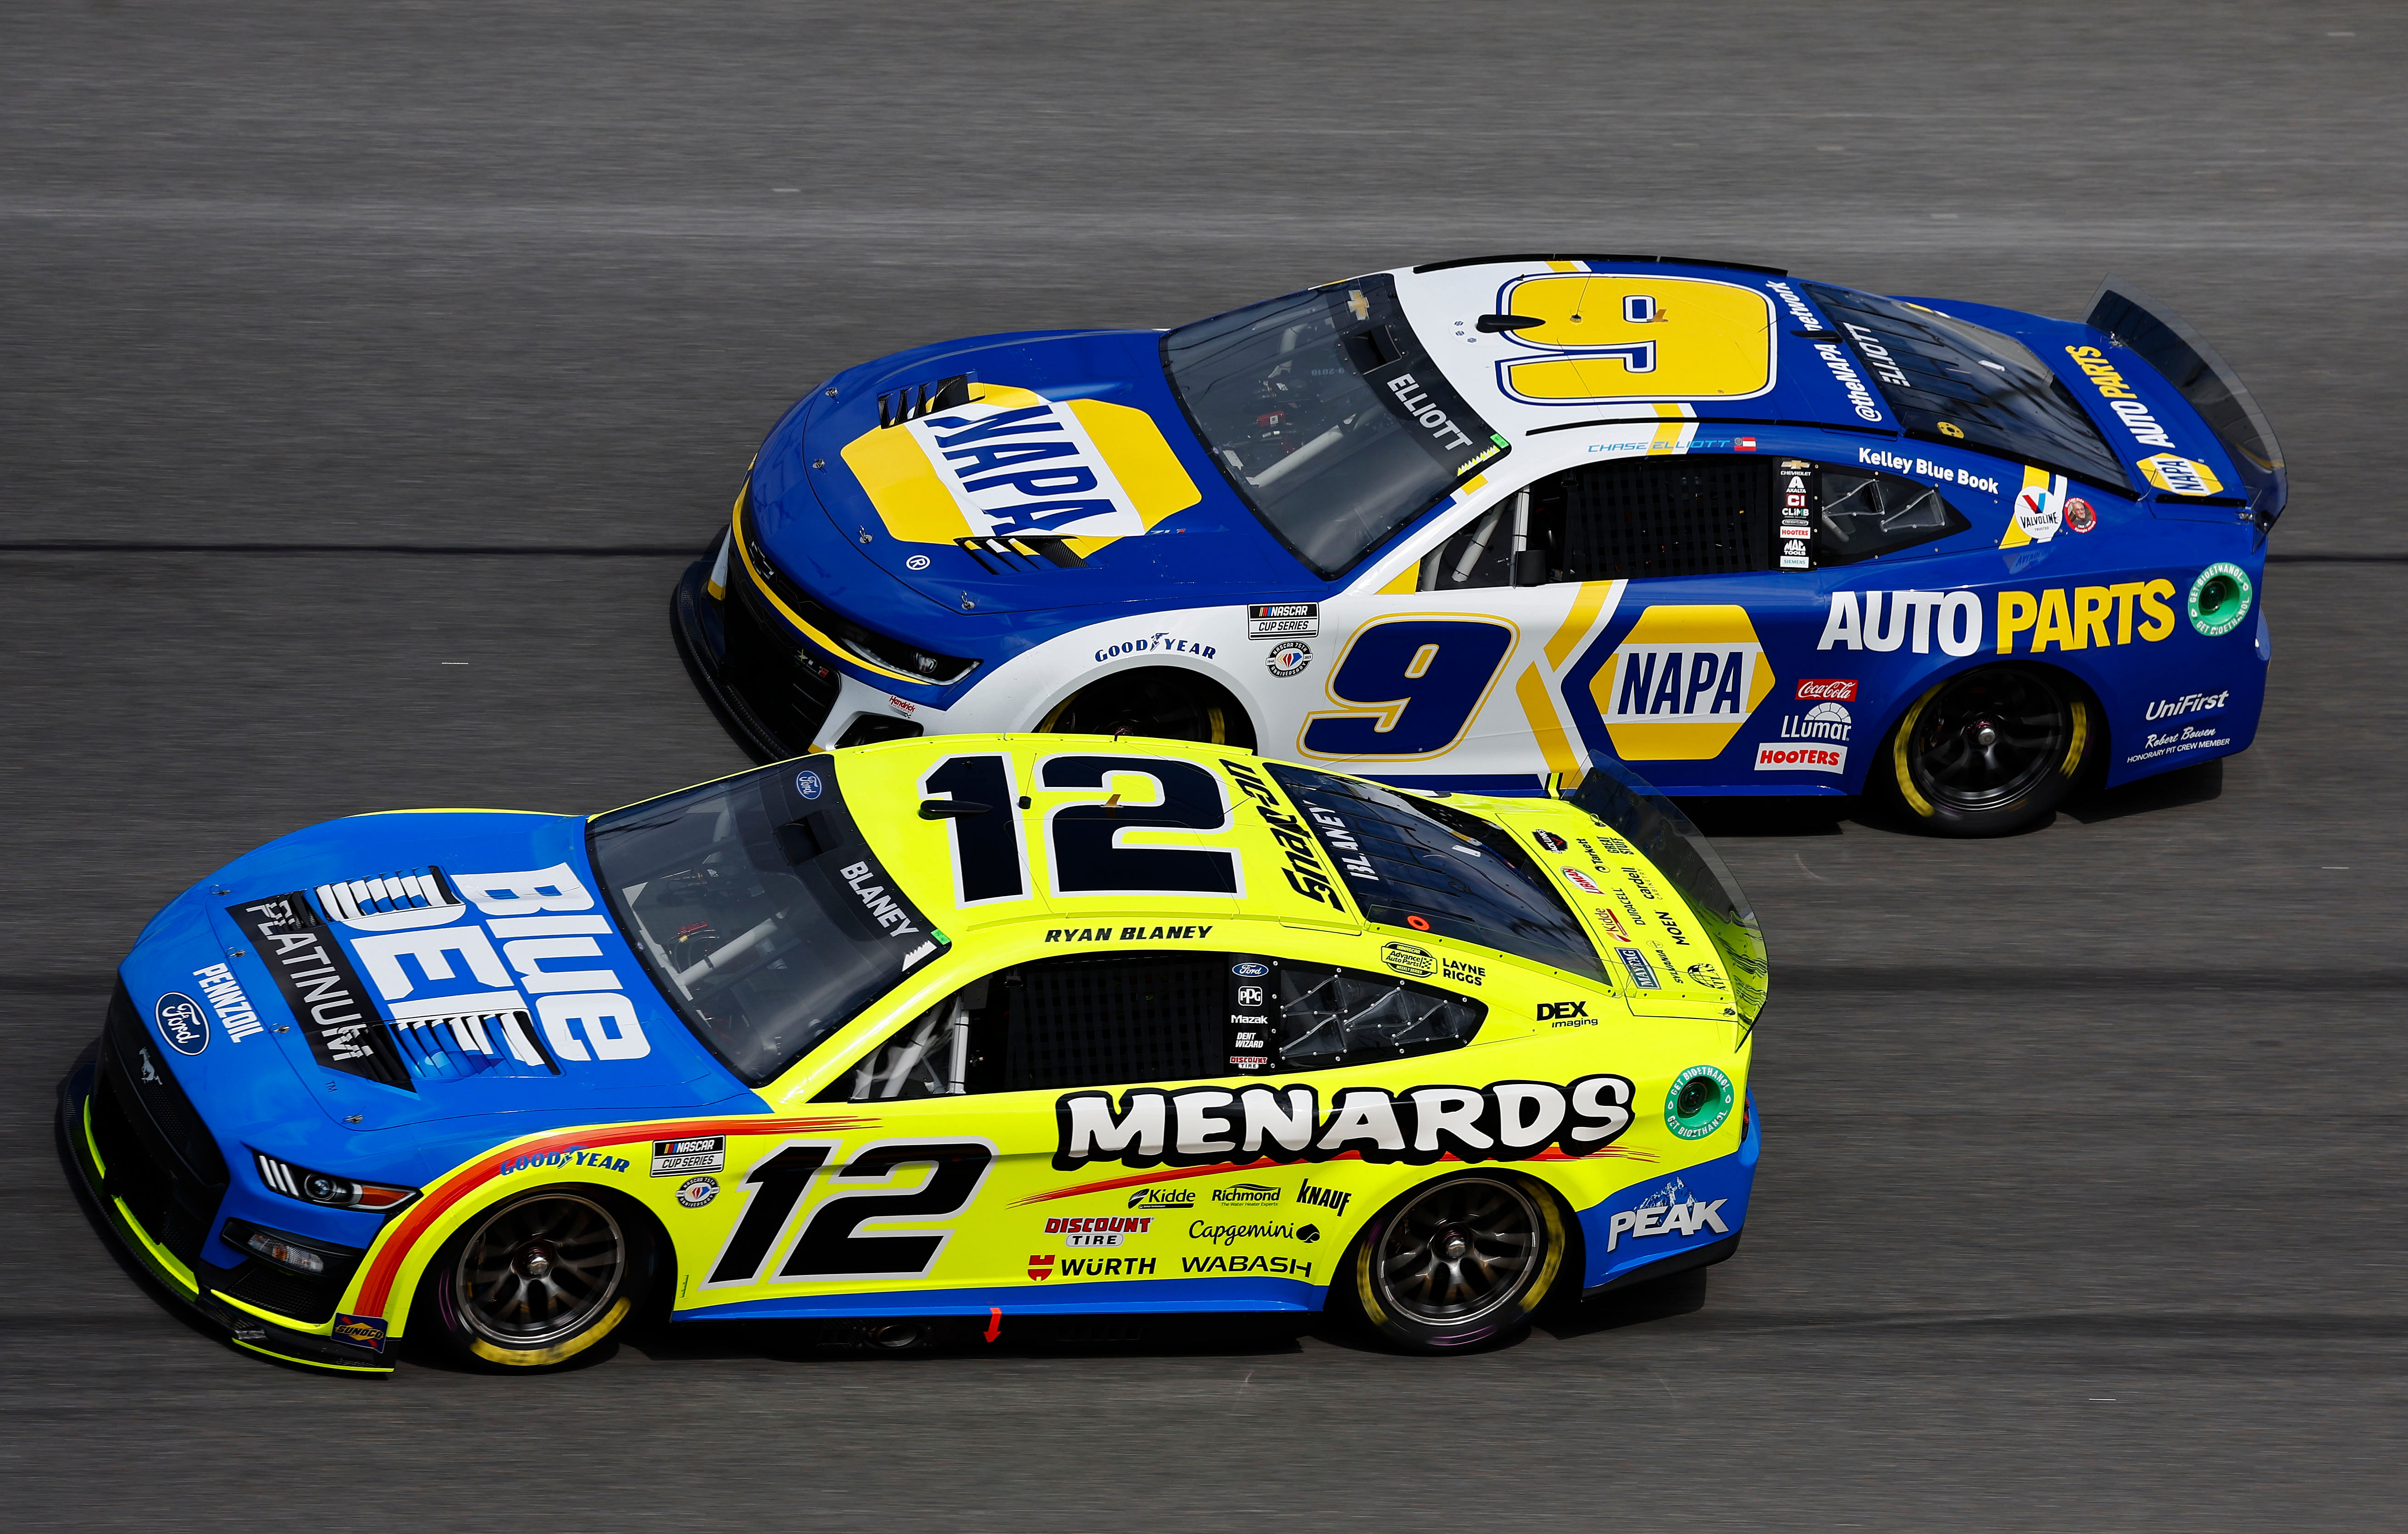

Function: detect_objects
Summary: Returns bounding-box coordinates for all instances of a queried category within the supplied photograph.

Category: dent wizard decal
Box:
[1053,1076,1635,1171]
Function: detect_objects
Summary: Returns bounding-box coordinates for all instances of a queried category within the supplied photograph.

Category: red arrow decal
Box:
[984,1307,1002,1344]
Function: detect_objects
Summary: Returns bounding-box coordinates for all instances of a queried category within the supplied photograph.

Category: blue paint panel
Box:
[682,1275,1327,1320]
[1578,1091,1760,1291]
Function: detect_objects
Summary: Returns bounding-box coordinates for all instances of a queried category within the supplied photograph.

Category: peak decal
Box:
[841,384,1200,552]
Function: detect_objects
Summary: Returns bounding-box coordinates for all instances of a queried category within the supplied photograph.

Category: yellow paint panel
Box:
[1068,398,1202,526]
[1378,566,1419,595]
[1498,275,1774,403]
[1999,463,2052,548]
[1515,664,1585,780]
[1544,581,1616,670]
[841,422,969,543]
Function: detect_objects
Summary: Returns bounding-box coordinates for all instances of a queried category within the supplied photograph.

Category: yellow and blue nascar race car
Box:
[676,256,2284,836]
[63,737,1764,1373]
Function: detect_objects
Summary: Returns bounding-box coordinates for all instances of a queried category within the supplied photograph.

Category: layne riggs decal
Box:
[1054,1076,1634,1171]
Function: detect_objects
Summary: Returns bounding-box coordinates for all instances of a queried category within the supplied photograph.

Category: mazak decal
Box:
[1593,605,1775,760]
[1996,581,2177,654]
[1817,590,1984,655]
[189,963,263,1043]
[841,383,1202,545]
[1053,1077,1635,1171]
[1605,1176,1731,1252]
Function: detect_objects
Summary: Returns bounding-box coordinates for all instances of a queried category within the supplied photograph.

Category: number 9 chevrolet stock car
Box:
[677,255,2283,836]
[64,736,1765,1373]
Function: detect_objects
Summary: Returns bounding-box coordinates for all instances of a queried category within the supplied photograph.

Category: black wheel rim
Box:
[1045,673,1228,744]
[1906,670,2071,813]
[454,1194,625,1348]
[1373,1177,1541,1326]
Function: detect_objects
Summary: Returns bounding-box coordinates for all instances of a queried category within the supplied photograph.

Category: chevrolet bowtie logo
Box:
[1347,289,1370,321]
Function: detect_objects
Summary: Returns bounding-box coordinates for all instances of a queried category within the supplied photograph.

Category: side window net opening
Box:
[1275,964,1482,1071]
[823,952,1485,1099]
[1421,455,1966,586]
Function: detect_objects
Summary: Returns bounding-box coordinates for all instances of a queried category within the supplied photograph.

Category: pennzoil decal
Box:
[1053,1077,1634,1171]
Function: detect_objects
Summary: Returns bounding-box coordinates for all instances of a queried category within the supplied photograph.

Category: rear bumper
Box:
[1579,1087,1760,1296]
[57,1041,392,1376]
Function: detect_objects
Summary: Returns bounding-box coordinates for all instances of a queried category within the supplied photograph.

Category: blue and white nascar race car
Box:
[674,255,2284,835]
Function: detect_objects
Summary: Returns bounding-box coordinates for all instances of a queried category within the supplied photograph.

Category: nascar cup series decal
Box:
[1592,605,1775,761]
[841,383,1200,549]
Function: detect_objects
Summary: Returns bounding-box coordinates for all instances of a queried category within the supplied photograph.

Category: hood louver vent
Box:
[314,869,465,933]
[954,534,1088,573]
[878,373,975,428]
[385,997,560,1080]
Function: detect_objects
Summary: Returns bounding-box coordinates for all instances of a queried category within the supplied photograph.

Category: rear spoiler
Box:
[2087,277,2286,531]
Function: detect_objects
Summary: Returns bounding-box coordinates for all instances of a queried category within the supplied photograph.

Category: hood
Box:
[121,810,758,1142]
[751,328,1299,618]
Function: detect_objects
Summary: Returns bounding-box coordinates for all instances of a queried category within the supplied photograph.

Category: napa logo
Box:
[841,384,1200,549]
[1592,605,1776,760]
[2136,454,2224,497]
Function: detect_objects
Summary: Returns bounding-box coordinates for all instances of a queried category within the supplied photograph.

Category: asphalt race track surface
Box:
[6,5,2404,1528]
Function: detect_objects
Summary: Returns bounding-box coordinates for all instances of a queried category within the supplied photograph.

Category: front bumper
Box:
[58,1036,393,1376]
[672,533,826,764]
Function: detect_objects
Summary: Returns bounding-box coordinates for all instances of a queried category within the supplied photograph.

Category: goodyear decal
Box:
[1590,606,1775,761]
[840,385,1200,548]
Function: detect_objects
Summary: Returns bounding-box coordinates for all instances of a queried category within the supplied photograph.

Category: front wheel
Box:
[418,1191,649,1371]
[1347,1174,1566,1352]
[1880,665,2092,837]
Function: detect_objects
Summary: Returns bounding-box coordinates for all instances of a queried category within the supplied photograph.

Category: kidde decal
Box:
[1996,581,2177,655]
[1817,590,1983,655]
[1052,1078,1635,1170]
[840,383,1201,547]
[1592,605,1776,761]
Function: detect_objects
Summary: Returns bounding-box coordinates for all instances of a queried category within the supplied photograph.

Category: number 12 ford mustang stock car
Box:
[64,737,1765,1373]
[676,255,2284,836]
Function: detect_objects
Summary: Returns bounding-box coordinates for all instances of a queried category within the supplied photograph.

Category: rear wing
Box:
[2087,278,2287,530]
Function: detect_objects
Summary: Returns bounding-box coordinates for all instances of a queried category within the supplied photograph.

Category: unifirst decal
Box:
[1592,605,1775,760]
[1996,581,2177,654]
[841,384,1199,547]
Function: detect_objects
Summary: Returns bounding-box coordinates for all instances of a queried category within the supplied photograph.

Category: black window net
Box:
[1004,953,1225,1091]
[1276,963,1482,1069]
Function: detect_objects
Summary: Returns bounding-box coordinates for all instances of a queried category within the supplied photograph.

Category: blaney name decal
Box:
[1052,1076,1634,1171]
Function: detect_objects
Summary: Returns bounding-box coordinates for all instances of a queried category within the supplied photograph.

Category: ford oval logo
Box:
[795,769,823,801]
[155,991,210,1056]
[1230,962,1269,978]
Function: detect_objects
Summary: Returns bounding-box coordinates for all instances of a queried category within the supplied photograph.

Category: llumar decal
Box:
[227,894,412,1090]
[348,1113,881,1315]
[1052,1077,1635,1172]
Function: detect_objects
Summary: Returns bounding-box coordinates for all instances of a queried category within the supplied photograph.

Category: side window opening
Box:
[1417,455,1965,588]
[821,952,1484,1099]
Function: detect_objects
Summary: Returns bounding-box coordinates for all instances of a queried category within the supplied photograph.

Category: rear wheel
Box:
[1348,1174,1565,1352]
[419,1191,648,1371]
[1882,665,2091,837]
[1038,669,1255,748]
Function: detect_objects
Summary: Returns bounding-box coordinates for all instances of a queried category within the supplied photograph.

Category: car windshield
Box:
[1163,273,1509,576]
[1265,763,1603,980]
[1803,283,2131,492]
[1568,757,1768,1030]
[588,757,949,1085]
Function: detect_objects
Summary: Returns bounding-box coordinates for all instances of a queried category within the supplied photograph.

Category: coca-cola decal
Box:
[1794,678,1858,702]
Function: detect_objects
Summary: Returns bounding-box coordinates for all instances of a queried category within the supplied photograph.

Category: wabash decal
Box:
[1052,1077,1635,1171]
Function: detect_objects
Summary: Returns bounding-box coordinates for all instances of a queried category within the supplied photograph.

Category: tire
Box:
[1038,669,1255,749]
[418,1190,650,1372]
[1347,1173,1566,1352]
[1880,665,2092,837]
